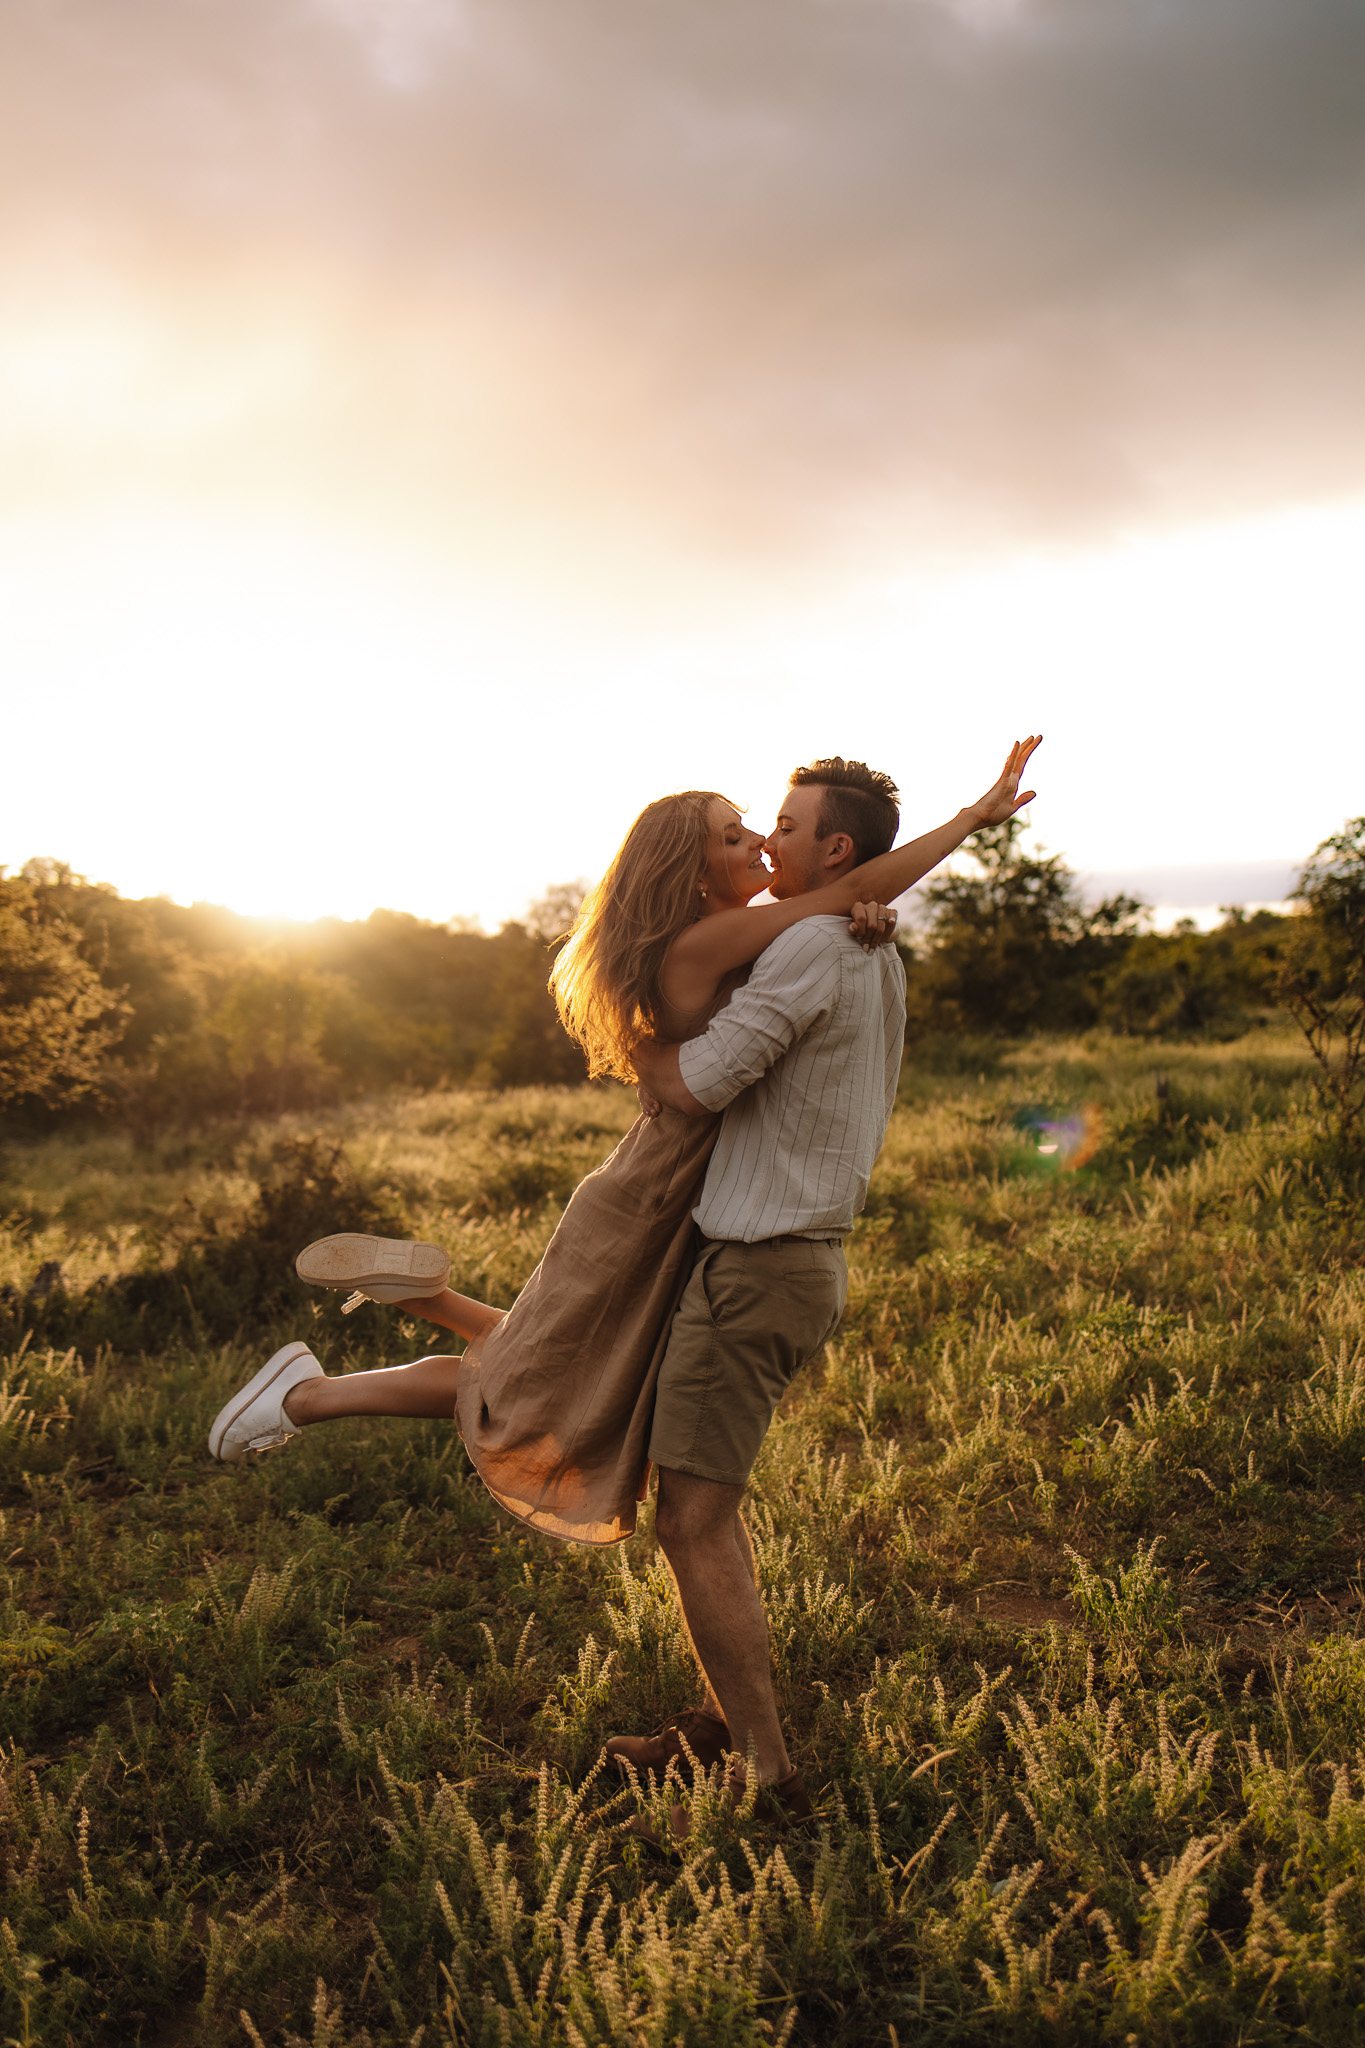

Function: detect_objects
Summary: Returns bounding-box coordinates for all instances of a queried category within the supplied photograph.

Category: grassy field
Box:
[4,1031,1365,2046]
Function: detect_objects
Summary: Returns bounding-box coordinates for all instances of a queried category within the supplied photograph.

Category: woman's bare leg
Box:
[284,1352,463,1424]
[395,1287,503,1342]
[282,1289,503,1427]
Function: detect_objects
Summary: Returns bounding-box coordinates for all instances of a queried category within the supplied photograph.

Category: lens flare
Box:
[1013,1103,1103,1170]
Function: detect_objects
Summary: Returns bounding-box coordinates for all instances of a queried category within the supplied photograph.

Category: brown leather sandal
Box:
[740,1766,814,1828]
[604,1709,731,1782]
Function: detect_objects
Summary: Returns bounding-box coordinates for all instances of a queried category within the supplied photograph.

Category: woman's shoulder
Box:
[654,965,750,1037]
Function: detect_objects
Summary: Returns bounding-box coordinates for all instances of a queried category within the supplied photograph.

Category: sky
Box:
[3,0,1363,931]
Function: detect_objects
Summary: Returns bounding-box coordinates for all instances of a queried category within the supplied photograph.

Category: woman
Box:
[209,738,1041,1542]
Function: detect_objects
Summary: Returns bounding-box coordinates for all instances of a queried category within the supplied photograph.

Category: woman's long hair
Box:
[551,790,727,1082]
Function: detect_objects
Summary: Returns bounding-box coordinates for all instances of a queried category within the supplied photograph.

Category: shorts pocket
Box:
[778,1262,847,1358]
[696,1243,729,1324]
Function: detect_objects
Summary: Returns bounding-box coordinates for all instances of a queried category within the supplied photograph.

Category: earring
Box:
[699,886,708,899]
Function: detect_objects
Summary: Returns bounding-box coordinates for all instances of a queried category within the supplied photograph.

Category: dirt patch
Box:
[143,2003,201,2048]
[973,1587,1074,1627]
[969,1582,1365,1641]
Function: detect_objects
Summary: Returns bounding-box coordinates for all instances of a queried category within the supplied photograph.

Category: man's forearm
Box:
[844,806,983,906]
[632,1039,710,1116]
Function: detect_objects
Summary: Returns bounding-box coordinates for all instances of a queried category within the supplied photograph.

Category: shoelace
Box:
[340,1290,370,1315]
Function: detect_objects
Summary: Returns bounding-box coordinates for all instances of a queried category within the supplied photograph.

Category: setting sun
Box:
[4,494,1361,926]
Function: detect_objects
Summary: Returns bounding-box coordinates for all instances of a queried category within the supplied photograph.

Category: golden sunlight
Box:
[4,495,1361,929]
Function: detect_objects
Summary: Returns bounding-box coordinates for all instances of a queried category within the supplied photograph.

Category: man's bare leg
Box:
[690,1514,758,1724]
[282,1288,501,1427]
[654,1467,791,1783]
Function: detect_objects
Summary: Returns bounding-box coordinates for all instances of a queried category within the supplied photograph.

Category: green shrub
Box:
[0,1137,403,1355]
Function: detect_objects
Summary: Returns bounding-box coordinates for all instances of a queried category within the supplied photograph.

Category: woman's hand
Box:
[849,900,899,951]
[637,1082,663,1120]
[969,735,1043,828]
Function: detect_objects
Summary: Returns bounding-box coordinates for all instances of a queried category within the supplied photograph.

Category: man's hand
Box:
[849,900,898,951]
[632,1037,709,1116]
[637,1082,663,1120]
[968,734,1043,828]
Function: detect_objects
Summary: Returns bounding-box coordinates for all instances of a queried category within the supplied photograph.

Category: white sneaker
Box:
[295,1233,450,1316]
[208,1342,323,1463]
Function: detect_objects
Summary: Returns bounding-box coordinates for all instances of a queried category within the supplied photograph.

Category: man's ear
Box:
[820,832,856,874]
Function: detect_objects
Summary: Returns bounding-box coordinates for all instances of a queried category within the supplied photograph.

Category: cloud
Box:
[3,0,1364,568]
[308,0,467,91]
[1079,861,1300,912]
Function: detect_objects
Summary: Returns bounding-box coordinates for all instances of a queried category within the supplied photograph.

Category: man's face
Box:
[763,783,851,899]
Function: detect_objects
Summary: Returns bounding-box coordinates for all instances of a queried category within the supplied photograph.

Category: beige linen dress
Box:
[453,1105,720,1545]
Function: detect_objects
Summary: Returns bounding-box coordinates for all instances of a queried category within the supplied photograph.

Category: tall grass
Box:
[4,1032,1365,2043]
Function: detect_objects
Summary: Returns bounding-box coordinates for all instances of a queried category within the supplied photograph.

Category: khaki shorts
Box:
[648,1235,848,1488]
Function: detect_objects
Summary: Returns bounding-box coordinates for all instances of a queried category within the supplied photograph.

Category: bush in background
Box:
[902,818,1290,1043]
[1278,816,1365,1148]
[7,821,1359,1141]
[0,874,128,1113]
[0,1136,404,1356]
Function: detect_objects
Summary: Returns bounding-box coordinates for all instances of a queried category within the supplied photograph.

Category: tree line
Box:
[902,819,1289,1040]
[2,817,1361,1143]
[0,864,587,1132]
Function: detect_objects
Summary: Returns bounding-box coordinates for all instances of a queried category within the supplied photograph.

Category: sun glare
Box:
[3,495,1362,930]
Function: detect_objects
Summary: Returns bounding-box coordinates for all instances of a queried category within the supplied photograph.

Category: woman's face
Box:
[698,800,770,911]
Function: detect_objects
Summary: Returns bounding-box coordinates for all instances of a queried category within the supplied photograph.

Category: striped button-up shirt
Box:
[676,917,906,1242]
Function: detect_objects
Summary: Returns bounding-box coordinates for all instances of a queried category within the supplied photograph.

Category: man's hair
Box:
[787,757,900,865]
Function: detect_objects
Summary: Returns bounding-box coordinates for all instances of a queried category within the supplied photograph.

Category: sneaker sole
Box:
[208,1340,315,1462]
[295,1234,449,1297]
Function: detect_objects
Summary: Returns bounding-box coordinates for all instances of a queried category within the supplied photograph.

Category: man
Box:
[211,738,1036,1823]
[615,757,907,1826]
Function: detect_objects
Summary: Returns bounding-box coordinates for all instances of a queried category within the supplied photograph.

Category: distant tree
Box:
[906,820,1143,1035]
[1278,817,1365,1147]
[524,882,588,947]
[20,858,209,1065]
[308,908,496,1084]
[0,874,128,1112]
[209,960,342,1116]
[0,864,587,1125]
[478,913,588,1090]
[1099,930,1227,1037]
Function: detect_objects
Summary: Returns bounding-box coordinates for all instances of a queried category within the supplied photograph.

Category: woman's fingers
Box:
[850,900,897,950]
[850,900,876,945]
